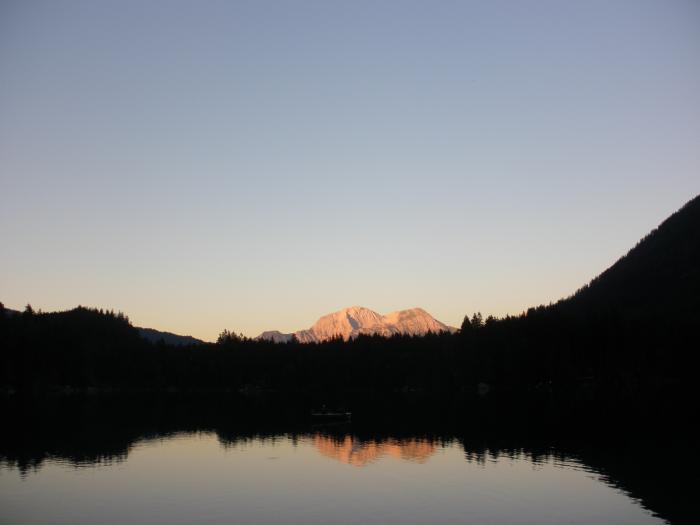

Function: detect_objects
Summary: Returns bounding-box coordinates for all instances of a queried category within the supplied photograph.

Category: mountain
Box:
[1,307,21,317]
[0,303,203,346]
[256,330,294,343]
[558,194,700,320]
[0,304,203,346]
[136,327,203,346]
[257,306,456,343]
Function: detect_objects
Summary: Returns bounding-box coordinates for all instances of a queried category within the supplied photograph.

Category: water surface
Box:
[1,427,666,525]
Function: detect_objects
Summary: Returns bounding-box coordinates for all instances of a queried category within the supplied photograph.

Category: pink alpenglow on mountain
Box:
[256,306,456,343]
[256,330,295,344]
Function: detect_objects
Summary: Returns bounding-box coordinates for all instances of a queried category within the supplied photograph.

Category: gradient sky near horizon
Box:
[1,1,699,340]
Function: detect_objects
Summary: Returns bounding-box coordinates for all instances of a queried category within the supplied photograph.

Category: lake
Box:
[0,395,692,524]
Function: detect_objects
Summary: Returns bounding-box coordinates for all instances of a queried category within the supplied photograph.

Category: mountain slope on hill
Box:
[559,194,700,319]
[258,306,455,343]
[256,330,294,343]
[0,304,203,346]
[136,327,203,346]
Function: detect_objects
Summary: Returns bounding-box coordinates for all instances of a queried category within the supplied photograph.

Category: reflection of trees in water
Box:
[0,397,693,524]
[1,430,131,476]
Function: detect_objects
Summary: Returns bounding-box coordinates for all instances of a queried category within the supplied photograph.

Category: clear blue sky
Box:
[1,0,698,340]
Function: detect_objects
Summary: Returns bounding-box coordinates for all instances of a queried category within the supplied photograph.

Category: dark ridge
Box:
[1,194,698,403]
[558,194,700,319]
[137,327,203,346]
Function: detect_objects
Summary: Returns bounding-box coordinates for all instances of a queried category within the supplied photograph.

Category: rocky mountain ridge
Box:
[257,305,456,343]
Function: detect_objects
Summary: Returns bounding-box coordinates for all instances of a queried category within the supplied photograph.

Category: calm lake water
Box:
[0,396,691,524]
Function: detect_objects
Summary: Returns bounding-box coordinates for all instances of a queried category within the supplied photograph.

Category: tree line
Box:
[2,195,697,401]
[0,301,693,404]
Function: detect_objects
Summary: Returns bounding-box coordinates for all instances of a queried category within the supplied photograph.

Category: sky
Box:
[1,0,699,341]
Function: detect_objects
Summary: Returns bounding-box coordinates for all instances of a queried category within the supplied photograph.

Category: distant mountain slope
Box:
[560,194,700,319]
[136,327,203,346]
[0,305,203,346]
[256,330,294,343]
[258,306,455,343]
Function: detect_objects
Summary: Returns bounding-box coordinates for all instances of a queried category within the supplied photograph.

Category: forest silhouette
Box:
[1,195,698,404]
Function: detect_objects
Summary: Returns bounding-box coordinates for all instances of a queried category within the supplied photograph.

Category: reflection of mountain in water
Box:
[313,435,435,466]
[0,395,695,525]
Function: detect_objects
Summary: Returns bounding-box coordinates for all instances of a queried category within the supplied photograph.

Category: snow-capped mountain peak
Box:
[257,306,455,343]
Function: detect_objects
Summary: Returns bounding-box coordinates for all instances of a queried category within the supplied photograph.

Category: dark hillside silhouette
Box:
[1,195,698,404]
[560,194,700,319]
[137,327,203,346]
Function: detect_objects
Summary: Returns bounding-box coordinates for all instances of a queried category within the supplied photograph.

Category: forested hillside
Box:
[1,195,697,402]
